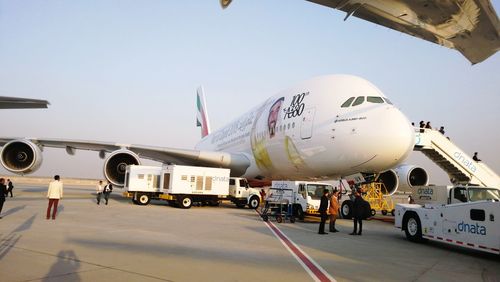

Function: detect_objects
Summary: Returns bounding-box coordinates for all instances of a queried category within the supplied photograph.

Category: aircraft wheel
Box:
[404,213,423,242]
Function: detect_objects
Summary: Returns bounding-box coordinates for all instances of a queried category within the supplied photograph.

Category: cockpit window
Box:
[383,97,393,105]
[352,96,365,106]
[341,97,355,108]
[367,96,384,103]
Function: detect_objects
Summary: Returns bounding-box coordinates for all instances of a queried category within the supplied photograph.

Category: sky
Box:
[0,0,499,185]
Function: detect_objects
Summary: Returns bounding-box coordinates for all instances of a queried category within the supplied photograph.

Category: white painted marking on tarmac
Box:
[262,219,336,282]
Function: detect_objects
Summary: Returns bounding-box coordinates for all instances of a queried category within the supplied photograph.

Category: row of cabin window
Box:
[256,122,296,139]
[341,96,393,108]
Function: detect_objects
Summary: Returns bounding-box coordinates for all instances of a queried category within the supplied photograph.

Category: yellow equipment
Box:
[360,182,395,216]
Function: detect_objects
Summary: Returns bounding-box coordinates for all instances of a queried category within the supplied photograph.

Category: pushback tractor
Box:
[395,185,500,254]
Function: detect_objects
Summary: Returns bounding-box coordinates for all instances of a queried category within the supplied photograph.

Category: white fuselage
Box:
[196,75,415,181]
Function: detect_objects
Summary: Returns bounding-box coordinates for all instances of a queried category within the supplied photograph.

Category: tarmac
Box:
[0,184,499,282]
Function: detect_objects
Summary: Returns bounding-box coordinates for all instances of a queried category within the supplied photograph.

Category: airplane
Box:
[220,0,500,64]
[0,96,50,109]
[0,75,429,194]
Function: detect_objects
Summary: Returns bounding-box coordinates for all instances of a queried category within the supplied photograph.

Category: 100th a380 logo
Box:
[284,92,308,119]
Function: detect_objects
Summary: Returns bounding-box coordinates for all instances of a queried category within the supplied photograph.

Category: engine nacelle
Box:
[103,150,141,186]
[0,140,43,174]
[377,164,429,195]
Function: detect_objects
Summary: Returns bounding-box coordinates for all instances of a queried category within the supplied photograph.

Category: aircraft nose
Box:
[360,106,414,171]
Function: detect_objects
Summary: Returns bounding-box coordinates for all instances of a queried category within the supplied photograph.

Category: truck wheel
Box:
[370,209,376,216]
[137,194,151,206]
[248,196,260,209]
[341,200,353,219]
[404,213,423,242]
[178,195,192,209]
[381,210,387,216]
[391,209,395,216]
[276,215,283,223]
[294,205,305,221]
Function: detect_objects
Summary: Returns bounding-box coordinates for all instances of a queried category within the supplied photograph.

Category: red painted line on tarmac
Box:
[265,221,334,282]
[256,210,335,282]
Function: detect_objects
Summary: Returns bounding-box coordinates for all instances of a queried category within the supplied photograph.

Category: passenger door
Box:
[300,108,315,139]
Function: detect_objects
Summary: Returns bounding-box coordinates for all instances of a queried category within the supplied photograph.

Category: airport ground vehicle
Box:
[269,181,336,219]
[395,185,500,254]
[123,165,261,209]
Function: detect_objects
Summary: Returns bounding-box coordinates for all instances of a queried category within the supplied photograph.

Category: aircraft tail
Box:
[196,86,211,138]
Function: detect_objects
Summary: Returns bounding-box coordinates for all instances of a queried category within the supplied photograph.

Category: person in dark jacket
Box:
[0,178,7,219]
[350,188,364,235]
[318,189,329,234]
[7,179,14,197]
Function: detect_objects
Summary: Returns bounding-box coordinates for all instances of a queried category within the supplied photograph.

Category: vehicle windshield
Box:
[306,184,331,200]
[468,188,500,202]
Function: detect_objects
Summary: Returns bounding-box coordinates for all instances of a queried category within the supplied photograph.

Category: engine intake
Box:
[377,164,429,195]
[0,140,43,174]
[103,150,141,186]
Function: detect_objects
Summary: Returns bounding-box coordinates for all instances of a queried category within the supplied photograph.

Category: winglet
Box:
[196,86,211,138]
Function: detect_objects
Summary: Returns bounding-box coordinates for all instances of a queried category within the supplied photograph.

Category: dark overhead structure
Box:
[0,96,50,109]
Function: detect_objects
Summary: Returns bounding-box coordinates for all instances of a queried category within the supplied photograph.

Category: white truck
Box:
[395,185,500,254]
[123,164,261,209]
[268,181,335,220]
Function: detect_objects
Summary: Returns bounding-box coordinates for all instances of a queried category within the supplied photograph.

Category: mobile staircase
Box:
[413,128,500,188]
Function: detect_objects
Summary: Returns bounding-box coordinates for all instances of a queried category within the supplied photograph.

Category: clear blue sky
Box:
[1,1,499,184]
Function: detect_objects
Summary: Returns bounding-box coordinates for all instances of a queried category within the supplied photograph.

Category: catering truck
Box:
[268,181,337,219]
[123,165,261,209]
[395,185,500,254]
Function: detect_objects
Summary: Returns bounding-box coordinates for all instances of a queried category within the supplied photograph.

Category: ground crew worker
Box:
[318,189,329,234]
[96,180,104,205]
[329,189,340,232]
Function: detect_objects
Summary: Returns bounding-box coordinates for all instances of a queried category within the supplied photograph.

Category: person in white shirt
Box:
[46,175,63,220]
[96,180,104,205]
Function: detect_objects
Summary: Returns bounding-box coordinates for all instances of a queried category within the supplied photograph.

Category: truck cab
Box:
[228,177,261,209]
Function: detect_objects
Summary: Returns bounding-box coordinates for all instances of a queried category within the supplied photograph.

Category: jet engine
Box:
[0,140,43,174]
[377,164,429,195]
[103,149,141,186]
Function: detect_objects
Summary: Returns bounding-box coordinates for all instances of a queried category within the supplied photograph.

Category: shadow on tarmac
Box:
[41,250,81,282]
[0,213,37,260]
[1,205,26,217]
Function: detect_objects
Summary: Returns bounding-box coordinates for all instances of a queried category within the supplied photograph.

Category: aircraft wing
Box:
[306,0,500,64]
[220,0,500,64]
[0,96,50,109]
[0,138,251,176]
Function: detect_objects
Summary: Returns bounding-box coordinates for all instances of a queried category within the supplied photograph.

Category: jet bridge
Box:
[414,128,500,188]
